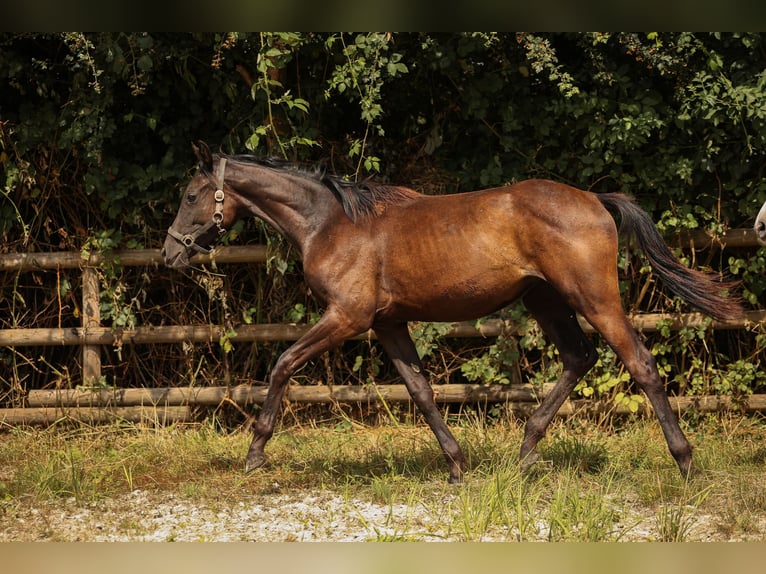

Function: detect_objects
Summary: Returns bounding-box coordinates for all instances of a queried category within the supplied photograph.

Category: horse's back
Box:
[388,179,616,250]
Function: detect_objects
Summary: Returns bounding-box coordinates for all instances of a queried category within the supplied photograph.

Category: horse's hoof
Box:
[520,451,539,474]
[448,472,464,485]
[679,460,697,480]
[244,451,268,473]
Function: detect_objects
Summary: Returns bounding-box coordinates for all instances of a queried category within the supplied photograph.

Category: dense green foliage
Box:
[1,33,765,409]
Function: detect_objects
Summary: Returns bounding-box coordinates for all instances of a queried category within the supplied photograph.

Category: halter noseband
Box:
[167,158,228,255]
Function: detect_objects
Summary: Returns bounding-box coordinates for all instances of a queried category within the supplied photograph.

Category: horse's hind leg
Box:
[582,305,694,476]
[374,322,467,483]
[519,281,598,471]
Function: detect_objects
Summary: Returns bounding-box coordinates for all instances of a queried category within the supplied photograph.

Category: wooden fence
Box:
[1,228,764,426]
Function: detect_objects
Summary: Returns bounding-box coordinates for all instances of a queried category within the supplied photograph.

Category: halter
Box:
[167,158,228,255]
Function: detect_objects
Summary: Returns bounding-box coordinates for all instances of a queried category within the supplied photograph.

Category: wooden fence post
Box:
[81,263,101,386]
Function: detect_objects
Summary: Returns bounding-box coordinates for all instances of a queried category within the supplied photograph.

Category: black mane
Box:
[221,154,418,223]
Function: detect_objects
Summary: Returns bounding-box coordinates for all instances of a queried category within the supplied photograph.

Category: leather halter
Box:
[167,158,227,255]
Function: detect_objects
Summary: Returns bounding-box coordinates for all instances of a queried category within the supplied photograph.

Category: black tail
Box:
[597,193,744,322]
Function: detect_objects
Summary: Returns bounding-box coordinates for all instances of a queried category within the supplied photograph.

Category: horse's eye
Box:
[187,193,198,204]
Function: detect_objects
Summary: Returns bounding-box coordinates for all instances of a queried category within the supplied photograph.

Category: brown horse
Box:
[757,200,766,245]
[163,141,743,483]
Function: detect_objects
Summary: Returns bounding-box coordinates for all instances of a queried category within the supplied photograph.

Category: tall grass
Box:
[1,412,766,540]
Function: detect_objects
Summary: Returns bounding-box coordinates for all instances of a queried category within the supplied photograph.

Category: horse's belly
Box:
[379,270,537,323]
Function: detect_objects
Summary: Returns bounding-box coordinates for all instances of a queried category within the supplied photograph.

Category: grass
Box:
[1,411,766,541]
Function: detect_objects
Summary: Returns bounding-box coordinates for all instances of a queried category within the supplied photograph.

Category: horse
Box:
[163,141,744,483]
[757,200,766,245]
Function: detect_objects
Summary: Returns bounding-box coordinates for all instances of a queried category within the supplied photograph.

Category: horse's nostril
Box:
[757,221,766,233]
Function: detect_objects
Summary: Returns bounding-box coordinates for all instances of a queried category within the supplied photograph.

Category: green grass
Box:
[2,412,766,541]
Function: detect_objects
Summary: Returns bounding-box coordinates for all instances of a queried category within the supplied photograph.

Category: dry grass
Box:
[1,411,766,541]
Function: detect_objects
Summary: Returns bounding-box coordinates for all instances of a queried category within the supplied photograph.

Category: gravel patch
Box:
[3,486,757,542]
[1,489,450,542]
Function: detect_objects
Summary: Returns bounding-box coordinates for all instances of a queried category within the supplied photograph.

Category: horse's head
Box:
[162,141,237,268]
[757,200,766,246]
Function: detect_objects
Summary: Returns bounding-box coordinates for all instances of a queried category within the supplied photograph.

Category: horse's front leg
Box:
[245,308,369,473]
[374,321,467,483]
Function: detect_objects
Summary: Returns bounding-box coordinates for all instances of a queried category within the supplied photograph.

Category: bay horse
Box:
[757,200,766,245]
[163,141,743,483]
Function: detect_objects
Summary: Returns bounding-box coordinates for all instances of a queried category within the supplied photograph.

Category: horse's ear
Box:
[192,140,213,170]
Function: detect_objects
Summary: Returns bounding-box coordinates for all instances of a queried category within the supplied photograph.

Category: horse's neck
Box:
[232,164,340,252]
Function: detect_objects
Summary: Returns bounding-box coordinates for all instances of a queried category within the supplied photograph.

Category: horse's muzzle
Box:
[162,237,190,269]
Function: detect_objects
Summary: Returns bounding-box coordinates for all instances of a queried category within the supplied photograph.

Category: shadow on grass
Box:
[278,441,451,483]
[539,435,609,475]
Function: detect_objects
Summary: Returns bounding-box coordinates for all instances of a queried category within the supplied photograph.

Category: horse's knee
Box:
[408,385,436,408]
[560,336,597,378]
[570,350,597,378]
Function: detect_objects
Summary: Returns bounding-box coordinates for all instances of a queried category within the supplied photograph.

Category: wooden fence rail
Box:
[4,384,766,426]
[1,228,764,425]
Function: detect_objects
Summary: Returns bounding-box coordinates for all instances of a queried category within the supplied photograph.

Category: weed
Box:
[654,476,712,542]
[545,472,622,541]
